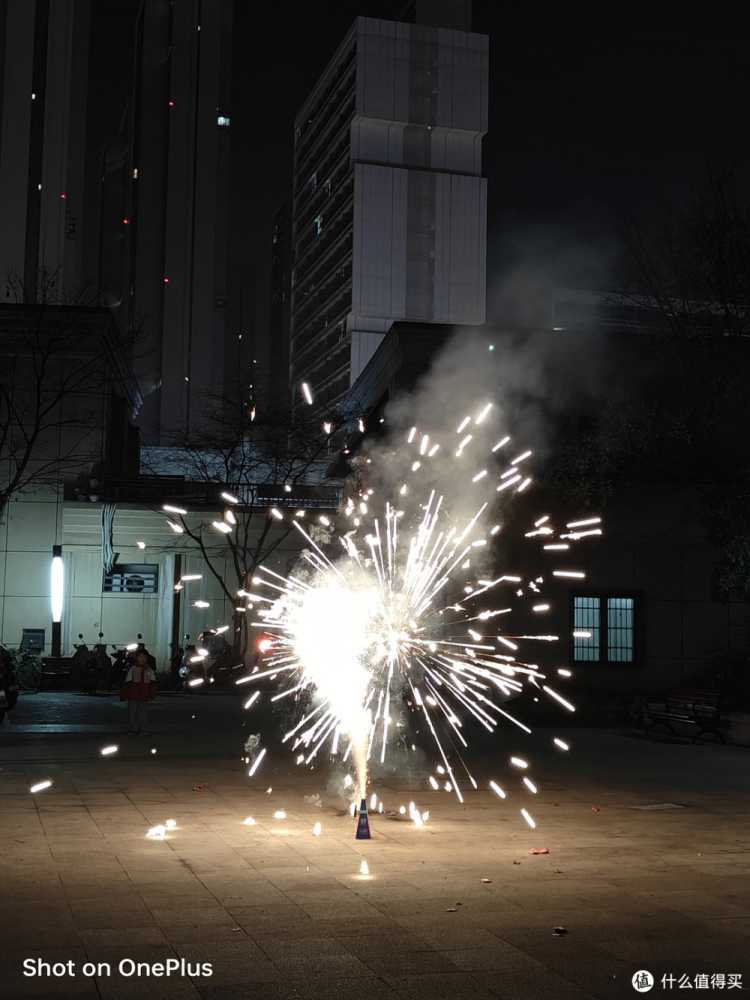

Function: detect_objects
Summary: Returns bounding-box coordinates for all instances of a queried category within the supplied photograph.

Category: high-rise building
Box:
[98,0,235,445]
[0,0,92,302]
[289,11,488,414]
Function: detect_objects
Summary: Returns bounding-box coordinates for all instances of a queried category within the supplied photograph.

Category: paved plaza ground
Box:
[1,691,749,999]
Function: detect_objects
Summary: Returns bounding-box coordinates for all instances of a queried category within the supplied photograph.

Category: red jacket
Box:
[121,665,157,701]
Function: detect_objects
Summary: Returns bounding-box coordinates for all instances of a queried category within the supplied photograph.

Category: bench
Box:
[645,688,724,743]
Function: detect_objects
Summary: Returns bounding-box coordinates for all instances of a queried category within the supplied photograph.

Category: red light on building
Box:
[122,217,130,225]
[168,99,176,108]
[163,276,170,284]
[60,192,67,200]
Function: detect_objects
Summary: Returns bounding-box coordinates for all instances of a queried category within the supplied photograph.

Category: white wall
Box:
[0,495,313,670]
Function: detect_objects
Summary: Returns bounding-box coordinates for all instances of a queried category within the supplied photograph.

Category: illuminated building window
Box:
[573,595,636,664]
[313,215,323,238]
[217,115,230,127]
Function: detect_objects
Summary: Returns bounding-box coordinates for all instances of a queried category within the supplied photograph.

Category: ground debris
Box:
[631,802,687,810]
[552,926,568,937]
[591,805,601,812]
[481,878,492,883]
[528,848,550,855]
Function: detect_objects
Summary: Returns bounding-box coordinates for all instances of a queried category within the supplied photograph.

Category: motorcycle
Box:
[109,646,132,690]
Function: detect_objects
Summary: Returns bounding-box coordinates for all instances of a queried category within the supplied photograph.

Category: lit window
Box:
[217,115,230,127]
[607,597,634,662]
[573,596,600,661]
[573,594,635,664]
[313,214,323,238]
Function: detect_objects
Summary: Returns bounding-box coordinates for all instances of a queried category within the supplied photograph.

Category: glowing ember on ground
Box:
[273,809,287,820]
[359,859,369,875]
[242,816,256,826]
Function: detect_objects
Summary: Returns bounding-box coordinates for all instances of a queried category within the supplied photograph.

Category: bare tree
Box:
[147,393,346,656]
[616,165,750,338]
[0,294,138,519]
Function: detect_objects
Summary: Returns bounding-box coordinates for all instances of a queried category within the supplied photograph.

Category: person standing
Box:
[121,649,157,735]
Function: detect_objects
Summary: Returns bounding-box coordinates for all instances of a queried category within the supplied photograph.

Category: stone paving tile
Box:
[382,971,498,1000]
[471,967,600,1000]
[149,905,238,927]
[331,928,436,956]
[257,934,355,962]
[361,950,462,975]
[79,926,169,948]
[3,925,85,951]
[196,983,303,1000]
[71,907,159,930]
[172,939,271,964]
[160,923,247,944]
[270,952,373,979]
[294,976,402,1000]
[97,976,202,1000]
[443,942,554,973]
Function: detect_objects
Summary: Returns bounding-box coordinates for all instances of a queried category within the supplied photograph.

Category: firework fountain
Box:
[235,394,601,830]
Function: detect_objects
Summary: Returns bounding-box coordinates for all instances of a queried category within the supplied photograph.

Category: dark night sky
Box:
[89,2,750,343]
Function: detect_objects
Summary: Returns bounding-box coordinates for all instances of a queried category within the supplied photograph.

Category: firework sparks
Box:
[216,401,601,828]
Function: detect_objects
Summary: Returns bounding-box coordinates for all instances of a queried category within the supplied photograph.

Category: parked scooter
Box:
[109,646,131,690]
[82,633,111,694]
[199,629,237,687]
[71,634,89,689]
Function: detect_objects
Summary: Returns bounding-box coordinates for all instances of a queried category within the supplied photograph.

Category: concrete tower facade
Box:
[99,0,235,445]
[290,15,488,414]
[0,0,91,302]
